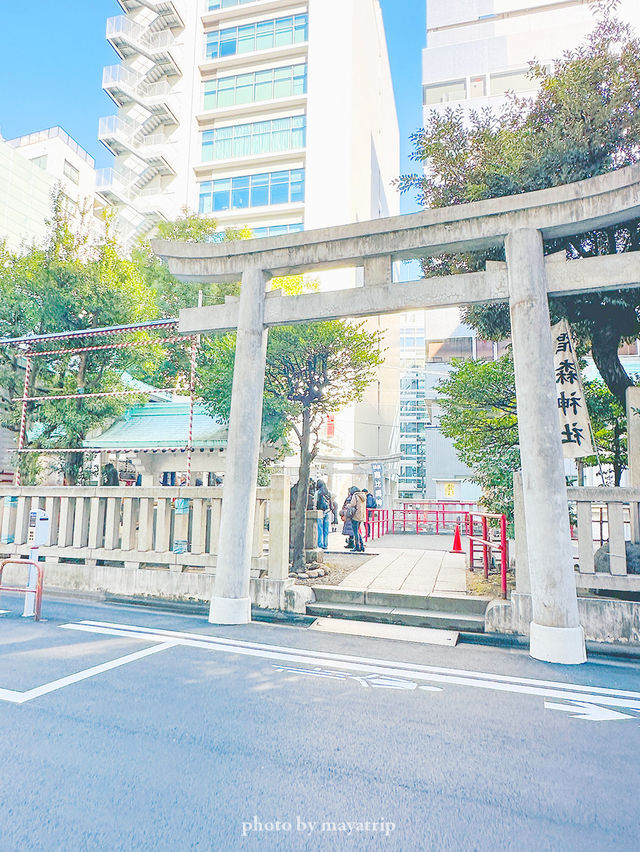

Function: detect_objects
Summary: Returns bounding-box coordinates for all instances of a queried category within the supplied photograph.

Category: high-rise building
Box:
[99,0,399,242]
[98,0,401,498]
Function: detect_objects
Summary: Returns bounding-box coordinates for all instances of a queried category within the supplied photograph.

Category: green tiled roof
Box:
[84,402,227,449]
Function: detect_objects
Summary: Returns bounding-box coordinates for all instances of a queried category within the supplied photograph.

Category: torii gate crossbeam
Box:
[153,165,640,665]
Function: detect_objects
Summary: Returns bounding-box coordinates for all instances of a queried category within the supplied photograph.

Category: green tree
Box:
[398,12,640,405]
[199,321,384,572]
[437,356,520,519]
[437,357,629,519]
[0,194,159,483]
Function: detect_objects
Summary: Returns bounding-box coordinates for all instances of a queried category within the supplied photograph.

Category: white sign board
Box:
[551,320,594,458]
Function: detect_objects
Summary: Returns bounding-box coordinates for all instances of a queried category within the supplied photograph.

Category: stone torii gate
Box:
[153,165,640,665]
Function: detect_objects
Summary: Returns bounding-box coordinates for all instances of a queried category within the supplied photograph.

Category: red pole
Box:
[482,515,489,579]
[500,514,508,599]
[469,513,474,571]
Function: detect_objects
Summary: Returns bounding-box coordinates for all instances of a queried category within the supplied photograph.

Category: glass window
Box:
[213,178,231,211]
[237,24,255,54]
[220,27,238,56]
[423,79,466,105]
[489,69,534,96]
[205,14,307,60]
[202,129,215,161]
[231,175,250,209]
[270,171,289,205]
[30,155,47,170]
[199,170,305,213]
[63,160,80,185]
[200,116,306,162]
[206,32,220,59]
[255,20,274,51]
[203,65,307,111]
[199,181,213,214]
[289,169,304,203]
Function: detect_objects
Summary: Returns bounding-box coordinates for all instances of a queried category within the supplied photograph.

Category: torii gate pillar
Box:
[506,229,586,664]
[209,267,268,624]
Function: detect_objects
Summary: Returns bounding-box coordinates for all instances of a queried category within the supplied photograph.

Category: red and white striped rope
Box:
[13,388,184,402]
[0,318,179,348]
[15,355,32,486]
[15,446,220,454]
[27,335,197,358]
[185,337,199,486]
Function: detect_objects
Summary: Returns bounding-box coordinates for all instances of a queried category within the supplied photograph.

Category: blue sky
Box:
[0,1,425,212]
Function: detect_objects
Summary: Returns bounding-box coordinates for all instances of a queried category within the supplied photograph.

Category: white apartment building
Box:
[99,0,399,241]
[0,126,98,252]
[98,0,401,498]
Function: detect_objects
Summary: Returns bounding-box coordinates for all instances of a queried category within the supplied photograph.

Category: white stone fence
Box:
[568,487,640,592]
[0,475,291,606]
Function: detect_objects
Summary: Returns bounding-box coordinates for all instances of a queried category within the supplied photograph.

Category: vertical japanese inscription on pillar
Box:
[551,320,594,458]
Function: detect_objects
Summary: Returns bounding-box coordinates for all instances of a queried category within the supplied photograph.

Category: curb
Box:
[459,630,640,661]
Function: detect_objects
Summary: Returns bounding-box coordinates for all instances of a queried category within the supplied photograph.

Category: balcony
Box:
[116,0,184,30]
[98,114,174,157]
[106,15,181,78]
[102,65,178,127]
[96,166,139,205]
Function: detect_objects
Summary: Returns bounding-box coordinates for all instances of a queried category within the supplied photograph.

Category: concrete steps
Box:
[306,586,490,633]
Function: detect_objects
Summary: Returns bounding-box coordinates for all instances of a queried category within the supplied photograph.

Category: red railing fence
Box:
[468,512,508,599]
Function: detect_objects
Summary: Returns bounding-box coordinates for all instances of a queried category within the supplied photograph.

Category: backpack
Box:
[317,491,330,512]
[366,493,376,509]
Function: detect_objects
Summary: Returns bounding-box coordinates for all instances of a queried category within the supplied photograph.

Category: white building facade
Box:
[423,0,640,117]
[0,126,98,253]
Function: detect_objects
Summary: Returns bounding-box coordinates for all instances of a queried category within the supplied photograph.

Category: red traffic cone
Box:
[451,523,463,554]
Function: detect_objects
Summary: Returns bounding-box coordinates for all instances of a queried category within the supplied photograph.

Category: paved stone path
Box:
[327,531,468,595]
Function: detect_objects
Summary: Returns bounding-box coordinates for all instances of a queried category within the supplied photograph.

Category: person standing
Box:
[340,487,356,549]
[347,486,367,552]
[363,488,376,539]
[315,479,331,550]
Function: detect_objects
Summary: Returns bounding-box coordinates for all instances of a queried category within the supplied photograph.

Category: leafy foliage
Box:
[437,357,520,519]
[199,320,384,570]
[398,14,640,404]
[0,194,159,483]
[437,356,630,518]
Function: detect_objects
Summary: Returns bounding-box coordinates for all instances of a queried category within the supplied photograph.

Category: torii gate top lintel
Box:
[152,163,640,287]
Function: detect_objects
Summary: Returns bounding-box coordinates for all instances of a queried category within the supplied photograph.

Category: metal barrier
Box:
[0,558,44,620]
[392,507,472,535]
[469,512,508,599]
[401,501,476,534]
[364,509,389,542]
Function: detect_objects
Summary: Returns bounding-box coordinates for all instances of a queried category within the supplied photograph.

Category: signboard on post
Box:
[551,320,594,459]
[371,463,384,508]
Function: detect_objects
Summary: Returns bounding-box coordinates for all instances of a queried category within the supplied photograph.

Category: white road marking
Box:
[544,701,634,722]
[273,665,441,691]
[0,642,177,704]
[56,620,640,720]
[0,610,11,615]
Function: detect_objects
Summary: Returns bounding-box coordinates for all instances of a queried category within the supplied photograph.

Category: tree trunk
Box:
[291,406,313,573]
[590,322,633,406]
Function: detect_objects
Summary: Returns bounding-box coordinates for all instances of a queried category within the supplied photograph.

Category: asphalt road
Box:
[1,595,640,851]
